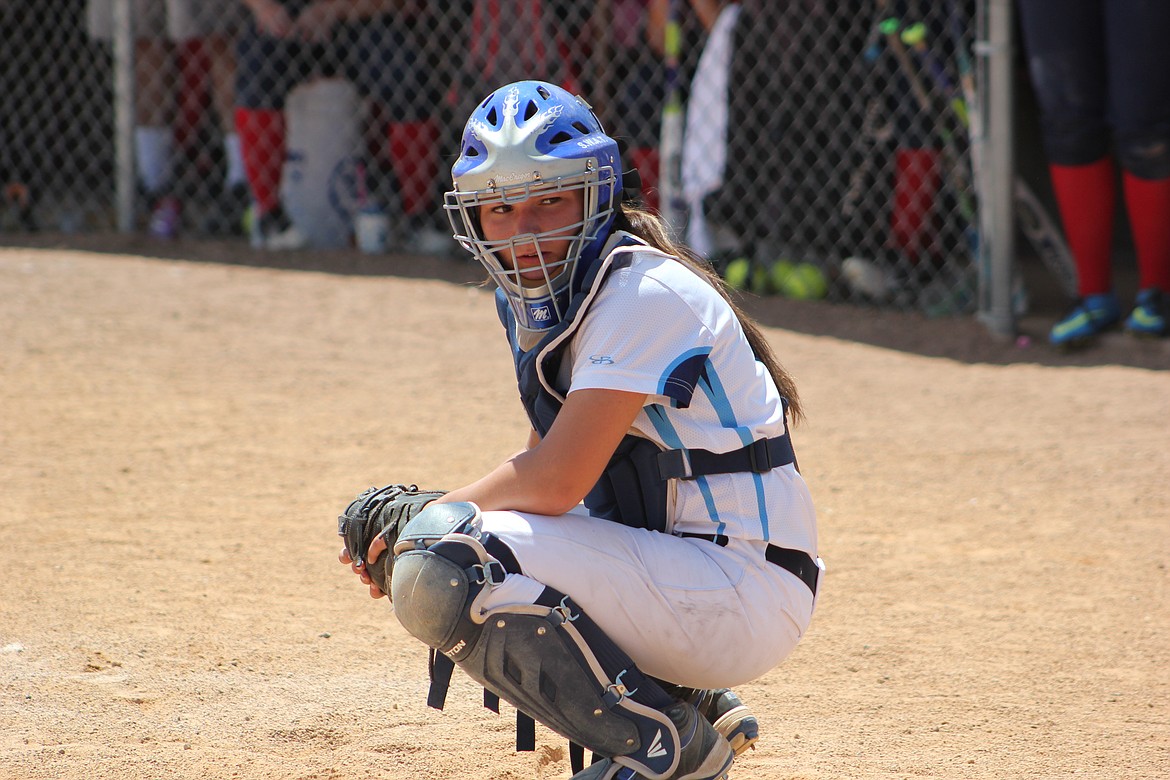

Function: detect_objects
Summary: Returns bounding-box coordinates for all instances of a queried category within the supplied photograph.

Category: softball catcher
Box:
[339,80,823,780]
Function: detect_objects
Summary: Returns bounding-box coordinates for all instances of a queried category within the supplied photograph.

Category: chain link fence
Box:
[1,0,1046,321]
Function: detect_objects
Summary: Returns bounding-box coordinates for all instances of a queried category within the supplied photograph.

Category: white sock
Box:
[223,132,245,189]
[134,126,173,195]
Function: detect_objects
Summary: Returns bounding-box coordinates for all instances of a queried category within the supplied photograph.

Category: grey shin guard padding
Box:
[471,611,643,758]
[390,544,681,779]
[390,548,477,651]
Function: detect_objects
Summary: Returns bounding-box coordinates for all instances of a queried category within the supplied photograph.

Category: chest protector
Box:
[497,238,672,532]
[496,236,796,534]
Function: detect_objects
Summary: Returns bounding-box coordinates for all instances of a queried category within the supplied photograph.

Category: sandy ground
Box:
[1,242,1167,779]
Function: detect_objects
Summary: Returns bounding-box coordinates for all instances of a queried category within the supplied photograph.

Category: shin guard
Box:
[390,508,683,779]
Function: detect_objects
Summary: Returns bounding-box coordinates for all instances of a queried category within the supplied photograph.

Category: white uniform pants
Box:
[474,509,817,689]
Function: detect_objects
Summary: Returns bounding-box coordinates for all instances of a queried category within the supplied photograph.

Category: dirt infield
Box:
[2,242,1167,779]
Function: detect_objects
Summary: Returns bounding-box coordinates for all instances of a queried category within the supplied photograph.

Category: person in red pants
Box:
[1017,0,1170,346]
[235,0,440,250]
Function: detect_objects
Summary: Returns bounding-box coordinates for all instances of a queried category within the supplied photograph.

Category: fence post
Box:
[978,0,1016,336]
[113,0,135,233]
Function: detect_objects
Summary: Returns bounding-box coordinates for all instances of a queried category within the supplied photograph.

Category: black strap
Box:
[765,545,820,595]
[568,743,605,773]
[656,433,795,481]
[570,743,586,774]
[621,167,643,202]
[681,533,819,595]
[427,650,456,710]
[516,711,535,751]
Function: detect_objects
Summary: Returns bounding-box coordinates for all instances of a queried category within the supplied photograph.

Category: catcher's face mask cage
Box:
[445,80,622,333]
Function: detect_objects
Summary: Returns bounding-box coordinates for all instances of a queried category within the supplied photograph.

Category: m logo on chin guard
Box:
[530,305,552,322]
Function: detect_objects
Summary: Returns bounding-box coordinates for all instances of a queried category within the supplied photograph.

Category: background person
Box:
[234,0,429,249]
[1017,0,1170,345]
[86,0,247,238]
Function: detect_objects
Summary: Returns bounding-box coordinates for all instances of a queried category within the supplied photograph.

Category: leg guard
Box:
[389,506,686,779]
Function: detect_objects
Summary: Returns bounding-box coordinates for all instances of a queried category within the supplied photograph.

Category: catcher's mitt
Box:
[337,484,446,594]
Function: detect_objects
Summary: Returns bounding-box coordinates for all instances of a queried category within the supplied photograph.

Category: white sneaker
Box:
[265,222,308,250]
[250,205,308,251]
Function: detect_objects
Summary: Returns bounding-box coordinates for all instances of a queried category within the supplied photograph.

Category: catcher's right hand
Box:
[337,484,446,597]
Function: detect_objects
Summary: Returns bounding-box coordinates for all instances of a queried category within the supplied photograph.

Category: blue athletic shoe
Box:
[1124,288,1168,337]
[1049,293,1121,347]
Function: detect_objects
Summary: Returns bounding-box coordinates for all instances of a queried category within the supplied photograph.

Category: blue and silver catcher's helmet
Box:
[445,80,622,333]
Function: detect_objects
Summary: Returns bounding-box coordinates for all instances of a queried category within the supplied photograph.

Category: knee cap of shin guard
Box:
[394,501,481,554]
[390,549,474,653]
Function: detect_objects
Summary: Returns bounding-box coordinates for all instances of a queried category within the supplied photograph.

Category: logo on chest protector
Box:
[443,638,467,658]
[646,729,667,758]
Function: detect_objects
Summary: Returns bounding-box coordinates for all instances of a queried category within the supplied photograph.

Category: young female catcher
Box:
[338,79,822,780]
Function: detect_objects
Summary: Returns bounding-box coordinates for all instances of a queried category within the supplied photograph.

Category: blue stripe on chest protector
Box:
[645,404,726,535]
[695,365,772,541]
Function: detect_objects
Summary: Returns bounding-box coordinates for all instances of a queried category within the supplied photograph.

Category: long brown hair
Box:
[613,203,803,424]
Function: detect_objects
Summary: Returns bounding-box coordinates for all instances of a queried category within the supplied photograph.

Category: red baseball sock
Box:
[235,107,285,215]
[889,147,940,264]
[1121,171,1170,292]
[1049,158,1115,296]
[387,119,440,217]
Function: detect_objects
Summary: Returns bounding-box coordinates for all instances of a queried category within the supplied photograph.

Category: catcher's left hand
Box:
[337,484,446,597]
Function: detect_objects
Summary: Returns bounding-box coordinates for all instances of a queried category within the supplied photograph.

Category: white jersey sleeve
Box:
[561,247,817,554]
[565,252,718,404]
